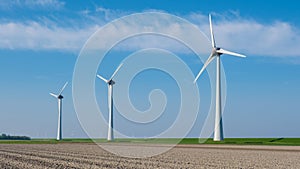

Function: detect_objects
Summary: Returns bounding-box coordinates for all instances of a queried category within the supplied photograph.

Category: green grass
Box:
[1,138,300,146]
[180,138,300,145]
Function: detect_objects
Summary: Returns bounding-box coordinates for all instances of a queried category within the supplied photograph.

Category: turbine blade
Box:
[217,48,246,58]
[58,82,68,95]
[194,54,215,83]
[209,14,216,48]
[50,92,58,98]
[110,63,123,80]
[97,75,109,83]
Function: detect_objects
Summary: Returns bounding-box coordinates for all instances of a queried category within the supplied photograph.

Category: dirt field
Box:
[0,143,299,168]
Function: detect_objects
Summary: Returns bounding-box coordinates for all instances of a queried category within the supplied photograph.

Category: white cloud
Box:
[0,10,300,58]
[0,21,98,52]
[79,6,128,25]
[187,13,300,57]
[213,20,300,57]
[24,0,64,8]
[0,0,65,10]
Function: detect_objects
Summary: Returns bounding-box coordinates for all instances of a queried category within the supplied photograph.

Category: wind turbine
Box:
[194,14,246,141]
[97,63,123,141]
[50,82,68,141]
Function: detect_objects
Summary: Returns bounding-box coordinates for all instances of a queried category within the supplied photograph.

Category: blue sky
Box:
[0,0,299,138]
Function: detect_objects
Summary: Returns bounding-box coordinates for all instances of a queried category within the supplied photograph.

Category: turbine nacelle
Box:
[97,63,123,86]
[213,47,222,56]
[49,82,68,100]
[108,79,115,85]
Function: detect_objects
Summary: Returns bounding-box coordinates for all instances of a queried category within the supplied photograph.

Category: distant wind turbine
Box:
[97,63,123,141]
[50,82,68,141]
[194,14,246,141]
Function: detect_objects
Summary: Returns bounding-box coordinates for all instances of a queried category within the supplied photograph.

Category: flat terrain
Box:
[0,143,300,168]
[2,138,300,145]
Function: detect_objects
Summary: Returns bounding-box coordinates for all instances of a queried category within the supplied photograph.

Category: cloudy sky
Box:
[0,0,299,138]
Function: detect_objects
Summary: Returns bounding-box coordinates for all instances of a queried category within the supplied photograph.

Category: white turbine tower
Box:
[194,14,246,141]
[50,82,68,141]
[97,63,123,141]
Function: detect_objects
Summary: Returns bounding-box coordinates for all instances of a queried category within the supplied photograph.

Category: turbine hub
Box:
[58,95,63,99]
[108,80,115,85]
[213,47,222,56]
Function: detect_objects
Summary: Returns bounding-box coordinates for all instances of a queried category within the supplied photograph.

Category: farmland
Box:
[0,142,300,168]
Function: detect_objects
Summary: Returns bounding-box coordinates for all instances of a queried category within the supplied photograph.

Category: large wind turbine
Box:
[194,14,246,141]
[50,82,68,141]
[97,63,123,141]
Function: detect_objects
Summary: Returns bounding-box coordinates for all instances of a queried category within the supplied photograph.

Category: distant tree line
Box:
[0,133,31,140]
